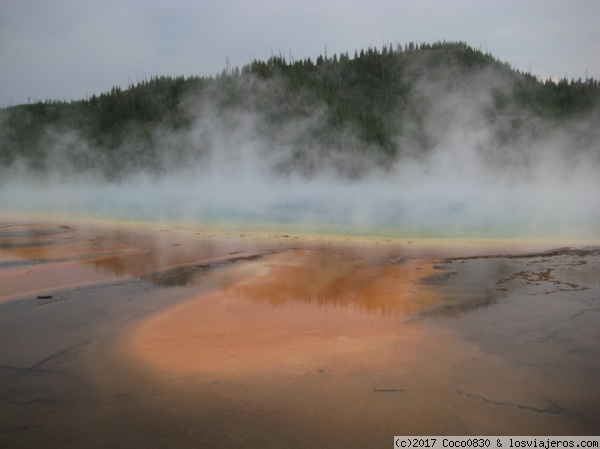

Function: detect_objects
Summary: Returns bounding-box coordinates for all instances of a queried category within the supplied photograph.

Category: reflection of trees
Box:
[0,224,100,261]
[85,229,158,278]
[230,249,439,317]
[85,229,220,280]
[88,250,155,278]
[0,224,73,252]
[1,224,202,280]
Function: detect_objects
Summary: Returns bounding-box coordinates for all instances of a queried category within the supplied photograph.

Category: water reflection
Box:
[0,223,113,263]
[3,219,599,445]
[228,249,444,317]
[0,223,73,238]
[0,222,505,318]
[0,221,286,302]
[0,222,226,280]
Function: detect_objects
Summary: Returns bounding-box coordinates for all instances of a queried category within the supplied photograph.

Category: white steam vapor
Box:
[1,72,599,238]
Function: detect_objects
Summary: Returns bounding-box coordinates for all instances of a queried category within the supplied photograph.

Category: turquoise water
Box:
[1,175,598,239]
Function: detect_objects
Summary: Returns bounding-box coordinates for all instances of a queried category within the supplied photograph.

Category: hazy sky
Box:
[1,0,599,107]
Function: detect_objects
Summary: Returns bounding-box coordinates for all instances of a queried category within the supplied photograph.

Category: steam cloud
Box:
[1,68,599,238]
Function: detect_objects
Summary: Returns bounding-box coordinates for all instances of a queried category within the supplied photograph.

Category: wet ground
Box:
[0,217,598,448]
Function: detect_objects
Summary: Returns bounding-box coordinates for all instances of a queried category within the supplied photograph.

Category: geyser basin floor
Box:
[0,217,599,448]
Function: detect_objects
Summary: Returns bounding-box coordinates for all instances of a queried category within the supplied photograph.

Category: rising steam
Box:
[1,64,599,238]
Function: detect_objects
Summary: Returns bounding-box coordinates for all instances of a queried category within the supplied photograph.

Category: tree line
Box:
[1,41,598,179]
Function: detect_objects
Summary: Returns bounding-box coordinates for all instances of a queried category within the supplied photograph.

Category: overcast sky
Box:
[1,0,599,107]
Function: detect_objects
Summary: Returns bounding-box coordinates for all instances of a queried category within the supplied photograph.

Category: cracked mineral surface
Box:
[1,217,599,448]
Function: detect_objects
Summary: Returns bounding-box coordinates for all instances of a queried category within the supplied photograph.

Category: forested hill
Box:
[1,41,599,180]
